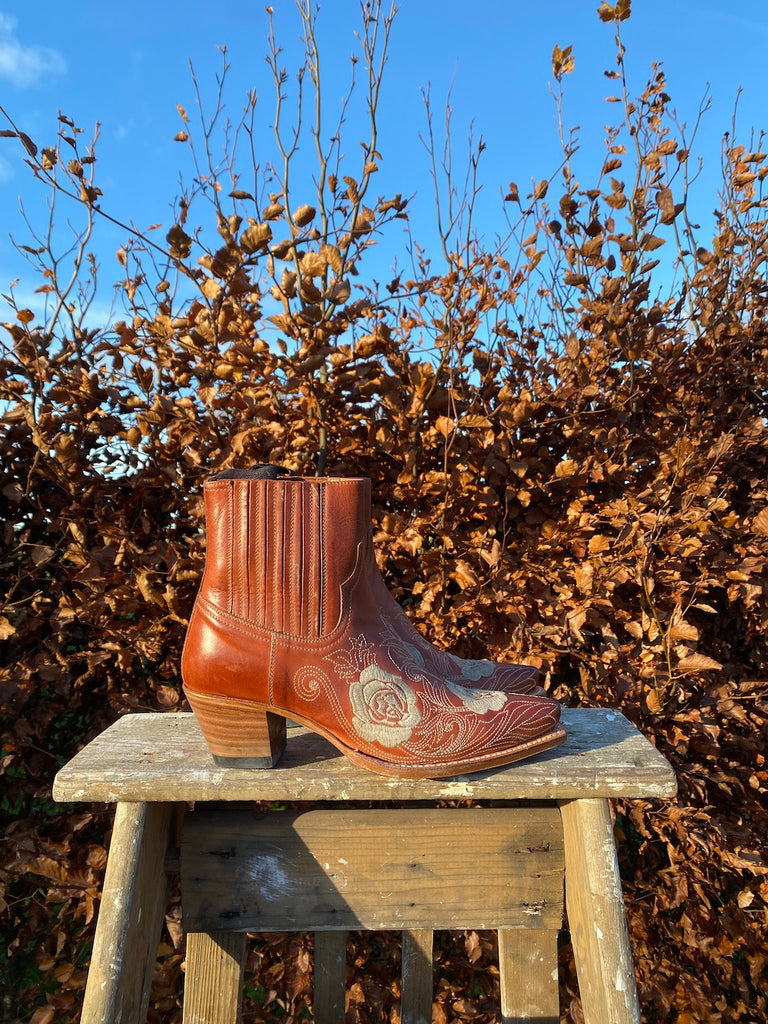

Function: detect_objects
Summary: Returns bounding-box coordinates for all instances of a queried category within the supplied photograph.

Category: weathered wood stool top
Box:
[54,707,676,1024]
[53,706,675,802]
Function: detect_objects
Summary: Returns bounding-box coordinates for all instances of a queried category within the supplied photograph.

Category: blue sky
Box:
[1,1,767,317]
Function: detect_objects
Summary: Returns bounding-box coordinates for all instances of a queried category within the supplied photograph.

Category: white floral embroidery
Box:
[326,634,379,681]
[401,638,495,683]
[442,679,507,713]
[293,665,327,701]
[402,642,425,667]
[456,658,494,680]
[349,664,422,747]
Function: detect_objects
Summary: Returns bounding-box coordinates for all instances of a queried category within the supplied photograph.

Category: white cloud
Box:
[0,12,66,88]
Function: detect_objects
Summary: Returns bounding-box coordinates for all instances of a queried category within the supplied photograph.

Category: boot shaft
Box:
[200,476,371,638]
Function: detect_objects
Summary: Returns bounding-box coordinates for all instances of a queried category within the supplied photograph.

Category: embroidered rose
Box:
[350,664,421,747]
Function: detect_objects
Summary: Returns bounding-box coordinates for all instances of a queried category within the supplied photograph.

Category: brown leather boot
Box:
[209,466,545,695]
[182,472,566,777]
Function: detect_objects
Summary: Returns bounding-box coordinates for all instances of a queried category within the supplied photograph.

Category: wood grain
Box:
[183,930,246,1024]
[560,798,642,1024]
[79,801,172,1024]
[313,931,347,1024]
[53,707,677,804]
[498,928,559,1024]
[181,807,564,932]
[401,929,434,1024]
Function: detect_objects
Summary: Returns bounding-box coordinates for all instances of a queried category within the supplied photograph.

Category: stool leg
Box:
[401,929,433,1024]
[80,801,172,1024]
[559,799,641,1024]
[183,931,247,1024]
[498,929,559,1024]
[313,931,347,1024]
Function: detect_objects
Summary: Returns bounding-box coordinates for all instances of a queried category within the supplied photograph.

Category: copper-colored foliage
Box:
[2,5,767,1023]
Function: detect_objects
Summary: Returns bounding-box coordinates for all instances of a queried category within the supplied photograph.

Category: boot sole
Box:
[184,687,567,779]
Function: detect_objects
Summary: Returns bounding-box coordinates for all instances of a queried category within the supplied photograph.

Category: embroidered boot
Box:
[182,471,566,777]
[214,466,545,695]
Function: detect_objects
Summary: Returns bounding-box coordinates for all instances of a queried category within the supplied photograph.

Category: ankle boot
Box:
[211,466,545,696]
[181,473,566,777]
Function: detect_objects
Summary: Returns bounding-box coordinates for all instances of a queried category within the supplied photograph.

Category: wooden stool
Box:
[53,707,676,1024]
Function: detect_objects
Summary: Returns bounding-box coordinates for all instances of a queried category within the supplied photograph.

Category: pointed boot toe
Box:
[182,473,566,777]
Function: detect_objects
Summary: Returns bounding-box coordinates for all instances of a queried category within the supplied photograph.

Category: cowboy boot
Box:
[195,466,545,707]
[218,466,545,696]
[181,471,566,777]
